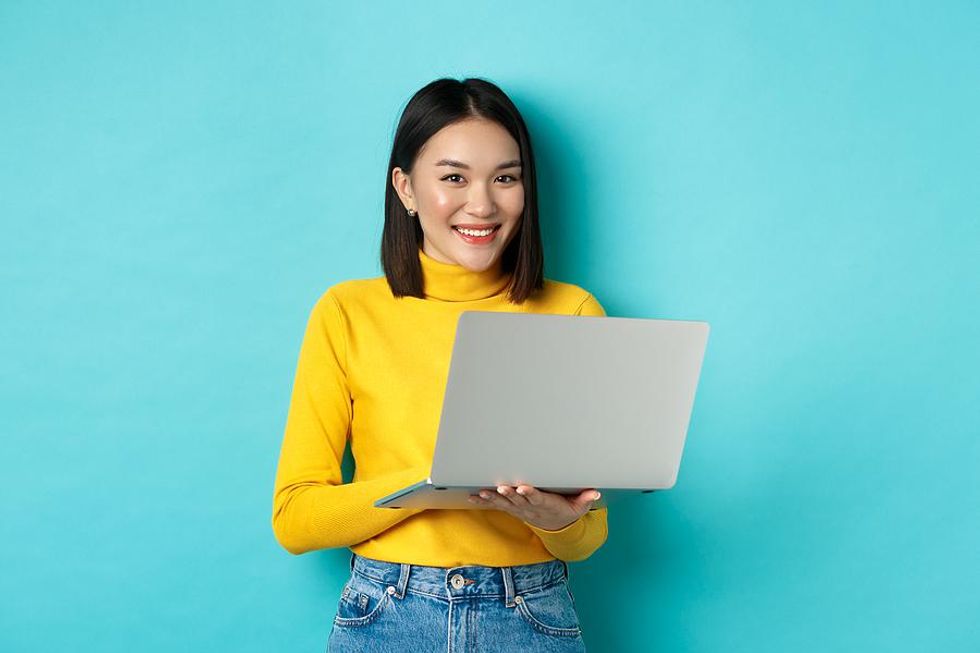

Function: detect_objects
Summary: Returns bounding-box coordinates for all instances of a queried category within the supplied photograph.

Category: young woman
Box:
[272,77,608,652]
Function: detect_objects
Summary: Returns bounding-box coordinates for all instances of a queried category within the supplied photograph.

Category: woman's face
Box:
[392,118,524,272]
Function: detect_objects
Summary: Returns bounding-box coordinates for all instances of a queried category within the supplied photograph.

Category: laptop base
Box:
[375,479,657,510]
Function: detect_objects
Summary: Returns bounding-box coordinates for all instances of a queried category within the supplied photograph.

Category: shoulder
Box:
[309,275,392,314]
[528,279,606,316]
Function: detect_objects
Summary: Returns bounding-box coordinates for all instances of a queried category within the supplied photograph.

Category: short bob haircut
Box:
[381,77,544,304]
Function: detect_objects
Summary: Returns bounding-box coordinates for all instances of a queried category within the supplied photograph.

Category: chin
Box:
[455,250,499,271]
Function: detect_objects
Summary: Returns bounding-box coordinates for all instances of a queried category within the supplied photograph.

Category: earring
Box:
[407,208,417,217]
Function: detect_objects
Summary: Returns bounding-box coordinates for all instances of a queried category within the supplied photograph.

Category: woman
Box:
[272,77,608,652]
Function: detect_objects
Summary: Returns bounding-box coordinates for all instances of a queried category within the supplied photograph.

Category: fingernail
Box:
[497,486,507,494]
[592,492,601,500]
[515,487,525,495]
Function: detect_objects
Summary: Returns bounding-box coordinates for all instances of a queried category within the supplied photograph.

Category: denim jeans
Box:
[327,552,588,652]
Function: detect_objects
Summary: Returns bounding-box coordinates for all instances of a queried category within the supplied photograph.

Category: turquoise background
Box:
[1,1,977,651]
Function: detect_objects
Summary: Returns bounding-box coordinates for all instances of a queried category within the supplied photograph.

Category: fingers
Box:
[467,485,601,532]
[466,485,600,519]
[468,485,534,511]
[515,485,545,506]
[570,488,601,513]
[493,485,531,508]
[468,489,507,513]
[513,486,597,512]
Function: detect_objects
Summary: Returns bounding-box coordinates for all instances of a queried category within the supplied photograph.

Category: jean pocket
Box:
[333,573,393,628]
[514,580,582,638]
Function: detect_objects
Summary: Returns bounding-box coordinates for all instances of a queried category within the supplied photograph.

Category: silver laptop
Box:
[374,310,710,510]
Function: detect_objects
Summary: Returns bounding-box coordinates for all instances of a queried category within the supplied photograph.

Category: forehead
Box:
[417,119,520,164]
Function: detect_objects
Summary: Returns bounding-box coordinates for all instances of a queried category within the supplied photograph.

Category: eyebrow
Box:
[433,158,522,170]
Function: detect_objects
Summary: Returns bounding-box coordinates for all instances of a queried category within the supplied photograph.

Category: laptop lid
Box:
[374,311,710,509]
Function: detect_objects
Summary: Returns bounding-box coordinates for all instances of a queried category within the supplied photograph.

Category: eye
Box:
[441,174,521,184]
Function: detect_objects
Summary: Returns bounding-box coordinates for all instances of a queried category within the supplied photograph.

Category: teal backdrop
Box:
[1,1,977,651]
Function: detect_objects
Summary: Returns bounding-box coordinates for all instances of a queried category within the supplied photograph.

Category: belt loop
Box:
[349,552,356,572]
[561,560,569,580]
[501,565,516,607]
[396,563,411,599]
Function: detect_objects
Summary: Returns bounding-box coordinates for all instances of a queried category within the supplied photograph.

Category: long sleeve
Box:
[271,290,427,555]
[525,508,609,562]
[522,291,611,562]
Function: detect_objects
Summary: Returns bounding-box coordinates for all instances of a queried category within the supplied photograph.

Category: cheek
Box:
[423,188,458,213]
[501,190,525,218]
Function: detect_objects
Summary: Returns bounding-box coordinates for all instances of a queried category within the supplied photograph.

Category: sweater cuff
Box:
[525,513,587,542]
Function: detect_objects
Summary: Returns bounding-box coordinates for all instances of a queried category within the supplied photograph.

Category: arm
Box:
[470,485,608,563]
[526,507,609,562]
[271,291,426,555]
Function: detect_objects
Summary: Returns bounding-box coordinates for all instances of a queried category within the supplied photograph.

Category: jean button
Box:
[450,574,465,589]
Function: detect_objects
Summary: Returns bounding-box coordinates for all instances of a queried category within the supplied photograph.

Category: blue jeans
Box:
[327,552,588,652]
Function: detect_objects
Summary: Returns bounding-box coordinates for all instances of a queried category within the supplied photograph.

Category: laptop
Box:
[374,310,710,510]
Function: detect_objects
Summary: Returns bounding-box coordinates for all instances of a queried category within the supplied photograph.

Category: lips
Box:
[452,224,500,244]
[452,224,500,231]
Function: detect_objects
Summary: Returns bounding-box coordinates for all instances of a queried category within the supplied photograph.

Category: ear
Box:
[391,167,415,212]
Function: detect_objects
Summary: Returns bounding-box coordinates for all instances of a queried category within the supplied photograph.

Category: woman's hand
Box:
[467,484,601,531]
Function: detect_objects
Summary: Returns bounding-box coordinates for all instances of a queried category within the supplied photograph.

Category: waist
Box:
[350,552,568,600]
[349,510,560,567]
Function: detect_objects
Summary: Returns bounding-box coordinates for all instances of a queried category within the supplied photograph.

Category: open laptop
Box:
[374,310,710,510]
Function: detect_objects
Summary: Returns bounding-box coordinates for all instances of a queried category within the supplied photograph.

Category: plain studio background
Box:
[1,1,976,651]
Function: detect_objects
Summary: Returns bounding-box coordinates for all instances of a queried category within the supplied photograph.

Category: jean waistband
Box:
[349,553,568,607]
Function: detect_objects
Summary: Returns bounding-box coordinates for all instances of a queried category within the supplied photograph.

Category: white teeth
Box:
[455,226,496,237]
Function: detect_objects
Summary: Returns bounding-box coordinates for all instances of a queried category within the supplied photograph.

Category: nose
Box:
[465,183,495,219]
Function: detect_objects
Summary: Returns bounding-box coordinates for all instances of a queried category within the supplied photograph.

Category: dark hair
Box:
[381,77,544,304]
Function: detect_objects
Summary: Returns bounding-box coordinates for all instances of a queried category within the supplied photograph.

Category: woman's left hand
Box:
[468,484,601,531]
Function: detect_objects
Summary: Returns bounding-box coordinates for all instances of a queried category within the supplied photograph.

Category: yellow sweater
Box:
[271,247,609,566]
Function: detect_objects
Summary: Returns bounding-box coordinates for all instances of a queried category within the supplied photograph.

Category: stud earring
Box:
[407,208,417,217]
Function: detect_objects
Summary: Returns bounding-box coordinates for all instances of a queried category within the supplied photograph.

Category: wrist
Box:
[527,514,581,533]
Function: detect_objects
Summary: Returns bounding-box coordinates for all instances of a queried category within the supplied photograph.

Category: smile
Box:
[452,225,500,244]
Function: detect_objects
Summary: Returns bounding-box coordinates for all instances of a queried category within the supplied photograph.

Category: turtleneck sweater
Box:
[271,247,609,566]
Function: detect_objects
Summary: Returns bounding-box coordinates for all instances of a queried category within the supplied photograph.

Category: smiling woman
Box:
[271,77,608,653]
[379,78,548,304]
[390,119,525,271]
